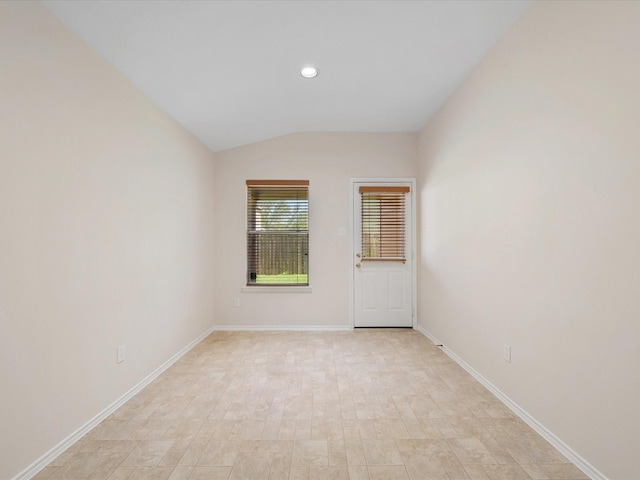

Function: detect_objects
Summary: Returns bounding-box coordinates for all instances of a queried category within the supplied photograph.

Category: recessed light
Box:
[300,66,318,78]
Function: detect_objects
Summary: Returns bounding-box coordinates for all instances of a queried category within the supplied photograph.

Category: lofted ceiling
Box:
[42,0,530,152]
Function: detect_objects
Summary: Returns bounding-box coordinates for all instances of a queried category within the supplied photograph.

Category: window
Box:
[360,185,409,262]
[246,180,309,286]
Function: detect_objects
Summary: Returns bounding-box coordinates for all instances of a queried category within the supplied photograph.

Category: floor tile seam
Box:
[175,431,213,468]
[496,426,564,464]
[53,449,121,480]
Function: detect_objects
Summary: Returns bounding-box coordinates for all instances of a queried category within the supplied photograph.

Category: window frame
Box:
[245,180,310,289]
[359,185,409,263]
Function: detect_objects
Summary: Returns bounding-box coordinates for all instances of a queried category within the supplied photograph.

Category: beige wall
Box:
[0,3,216,478]
[213,132,417,328]
[417,1,640,478]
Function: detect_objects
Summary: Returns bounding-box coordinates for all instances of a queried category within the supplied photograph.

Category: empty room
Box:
[1,1,638,479]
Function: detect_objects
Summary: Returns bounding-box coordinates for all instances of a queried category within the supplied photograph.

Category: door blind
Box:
[360,186,409,262]
[246,180,309,285]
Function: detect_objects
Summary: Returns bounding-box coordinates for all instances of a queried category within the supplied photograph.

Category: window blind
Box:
[246,180,309,286]
[360,186,409,262]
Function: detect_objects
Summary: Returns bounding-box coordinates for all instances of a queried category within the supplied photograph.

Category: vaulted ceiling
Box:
[42,0,530,152]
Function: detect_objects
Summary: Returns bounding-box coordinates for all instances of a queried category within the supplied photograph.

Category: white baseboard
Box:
[15,325,217,480]
[213,325,352,332]
[415,325,606,480]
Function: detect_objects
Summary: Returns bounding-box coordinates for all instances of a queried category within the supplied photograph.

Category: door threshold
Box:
[354,326,413,329]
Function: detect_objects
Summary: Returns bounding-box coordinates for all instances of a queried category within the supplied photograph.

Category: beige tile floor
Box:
[35,329,589,480]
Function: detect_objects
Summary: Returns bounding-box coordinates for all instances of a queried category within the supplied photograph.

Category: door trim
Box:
[349,177,417,329]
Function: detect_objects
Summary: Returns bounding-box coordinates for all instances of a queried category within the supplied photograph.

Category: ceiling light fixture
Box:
[300,66,318,79]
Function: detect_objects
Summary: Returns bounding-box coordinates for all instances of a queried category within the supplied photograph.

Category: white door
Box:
[353,181,413,327]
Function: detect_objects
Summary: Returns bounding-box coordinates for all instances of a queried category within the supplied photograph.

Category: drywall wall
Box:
[417,1,640,478]
[0,3,216,477]
[213,132,417,328]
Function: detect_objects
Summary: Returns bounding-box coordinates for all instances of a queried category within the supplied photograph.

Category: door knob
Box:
[355,263,361,268]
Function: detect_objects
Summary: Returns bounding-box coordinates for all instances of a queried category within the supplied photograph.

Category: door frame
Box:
[349,177,417,329]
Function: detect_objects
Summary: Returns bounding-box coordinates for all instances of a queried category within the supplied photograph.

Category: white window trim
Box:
[241,286,312,293]
[245,180,310,290]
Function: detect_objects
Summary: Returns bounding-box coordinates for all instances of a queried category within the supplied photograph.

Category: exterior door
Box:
[353,181,413,327]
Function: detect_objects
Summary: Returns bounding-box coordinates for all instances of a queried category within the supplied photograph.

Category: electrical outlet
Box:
[233,297,240,307]
[503,343,511,363]
[117,345,126,363]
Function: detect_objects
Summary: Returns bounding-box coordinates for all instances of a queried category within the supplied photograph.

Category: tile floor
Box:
[35,329,589,479]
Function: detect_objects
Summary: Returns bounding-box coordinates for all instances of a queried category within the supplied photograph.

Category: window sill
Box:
[241,286,312,294]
